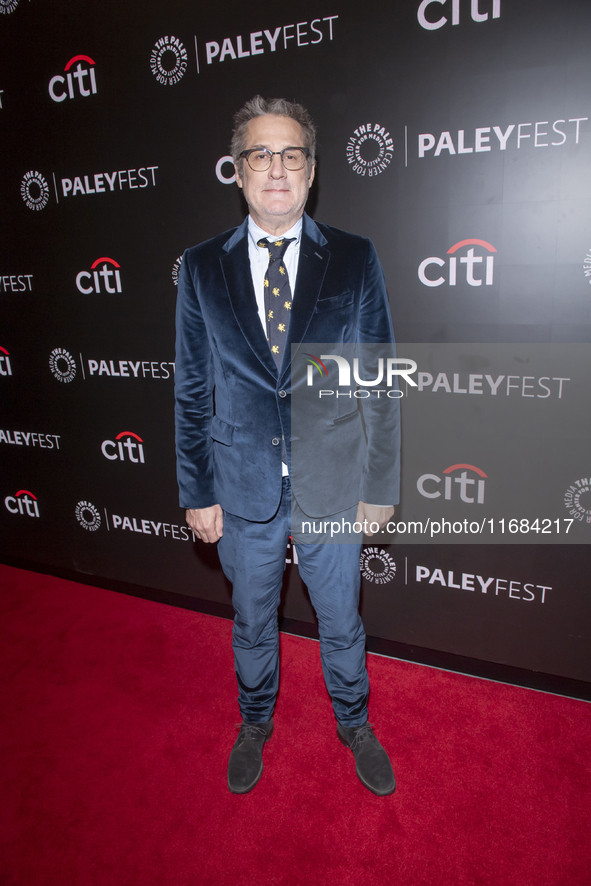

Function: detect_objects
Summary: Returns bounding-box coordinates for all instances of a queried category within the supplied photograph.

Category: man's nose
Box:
[268,153,287,177]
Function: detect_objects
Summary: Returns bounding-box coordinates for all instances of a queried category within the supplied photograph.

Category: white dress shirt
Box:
[247,215,303,332]
[247,215,302,476]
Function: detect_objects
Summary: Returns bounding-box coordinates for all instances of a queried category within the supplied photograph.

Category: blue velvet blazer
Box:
[175,213,400,521]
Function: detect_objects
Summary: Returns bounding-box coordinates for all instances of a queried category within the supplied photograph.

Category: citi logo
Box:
[0,346,12,376]
[417,463,487,504]
[418,239,496,288]
[418,0,500,30]
[101,432,145,463]
[5,489,39,517]
[49,55,97,103]
[216,157,236,185]
[76,257,122,294]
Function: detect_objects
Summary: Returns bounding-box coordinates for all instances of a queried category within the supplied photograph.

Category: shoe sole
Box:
[227,722,274,794]
[337,728,396,797]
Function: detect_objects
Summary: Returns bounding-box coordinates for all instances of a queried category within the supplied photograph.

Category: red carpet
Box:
[1,563,590,886]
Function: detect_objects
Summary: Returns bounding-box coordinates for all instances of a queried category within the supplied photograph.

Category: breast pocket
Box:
[315,290,355,314]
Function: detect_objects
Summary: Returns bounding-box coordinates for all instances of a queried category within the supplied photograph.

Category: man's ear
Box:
[234,165,243,189]
[308,162,316,188]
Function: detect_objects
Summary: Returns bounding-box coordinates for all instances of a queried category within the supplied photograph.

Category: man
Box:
[175,96,399,796]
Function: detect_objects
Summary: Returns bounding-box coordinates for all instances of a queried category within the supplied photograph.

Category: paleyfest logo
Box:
[417,117,588,160]
[0,0,20,14]
[347,124,393,177]
[49,348,77,383]
[21,171,50,211]
[150,36,187,86]
[75,501,101,531]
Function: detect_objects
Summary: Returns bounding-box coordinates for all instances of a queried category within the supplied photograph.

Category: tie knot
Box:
[258,237,295,262]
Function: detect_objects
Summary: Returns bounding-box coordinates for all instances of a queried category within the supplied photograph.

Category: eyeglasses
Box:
[240,147,310,172]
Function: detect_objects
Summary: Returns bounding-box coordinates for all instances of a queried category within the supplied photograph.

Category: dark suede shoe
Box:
[227,719,274,794]
[337,722,396,796]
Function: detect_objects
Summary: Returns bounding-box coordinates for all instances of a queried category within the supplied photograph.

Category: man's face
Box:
[235,114,315,235]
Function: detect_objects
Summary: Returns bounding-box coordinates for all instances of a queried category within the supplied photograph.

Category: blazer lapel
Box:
[220,223,278,378]
[279,217,330,380]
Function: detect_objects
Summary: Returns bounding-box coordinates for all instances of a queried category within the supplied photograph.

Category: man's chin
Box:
[260,199,294,215]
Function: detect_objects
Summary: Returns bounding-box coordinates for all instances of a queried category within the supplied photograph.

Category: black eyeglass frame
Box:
[239,147,311,171]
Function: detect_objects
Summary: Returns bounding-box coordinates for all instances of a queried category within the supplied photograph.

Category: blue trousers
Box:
[217,477,369,727]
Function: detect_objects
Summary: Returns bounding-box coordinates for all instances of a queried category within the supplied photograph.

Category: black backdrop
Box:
[2,0,590,695]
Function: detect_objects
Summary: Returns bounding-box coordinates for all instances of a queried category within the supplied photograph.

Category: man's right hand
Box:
[186,505,224,543]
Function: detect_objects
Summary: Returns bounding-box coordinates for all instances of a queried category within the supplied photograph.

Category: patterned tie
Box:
[257,237,295,370]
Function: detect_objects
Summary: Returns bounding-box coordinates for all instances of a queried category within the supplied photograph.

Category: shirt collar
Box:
[248,215,303,250]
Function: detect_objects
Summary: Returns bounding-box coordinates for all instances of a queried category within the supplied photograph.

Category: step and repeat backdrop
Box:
[1,0,590,686]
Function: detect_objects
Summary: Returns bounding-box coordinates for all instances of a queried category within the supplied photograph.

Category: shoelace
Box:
[349,723,376,750]
[235,723,268,742]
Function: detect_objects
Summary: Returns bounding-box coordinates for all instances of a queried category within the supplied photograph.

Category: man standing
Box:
[175,96,399,795]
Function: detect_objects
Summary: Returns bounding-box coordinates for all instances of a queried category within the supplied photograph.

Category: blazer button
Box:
[272,437,280,446]
[278,390,287,398]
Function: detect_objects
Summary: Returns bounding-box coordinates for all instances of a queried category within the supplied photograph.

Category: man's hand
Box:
[355,502,395,537]
[186,505,224,543]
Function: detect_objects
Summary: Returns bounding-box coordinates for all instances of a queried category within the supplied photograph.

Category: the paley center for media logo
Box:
[360,547,396,585]
[583,245,591,287]
[21,171,50,211]
[150,37,187,86]
[346,124,393,177]
[49,348,77,383]
[75,501,101,531]
[0,0,21,15]
[564,477,591,524]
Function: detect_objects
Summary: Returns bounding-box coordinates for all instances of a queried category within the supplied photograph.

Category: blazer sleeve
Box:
[357,240,401,506]
[174,250,217,509]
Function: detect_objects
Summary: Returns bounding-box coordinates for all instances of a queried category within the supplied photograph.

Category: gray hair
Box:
[231,95,317,174]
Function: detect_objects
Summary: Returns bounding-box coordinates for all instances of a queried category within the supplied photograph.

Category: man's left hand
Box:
[355,502,395,536]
